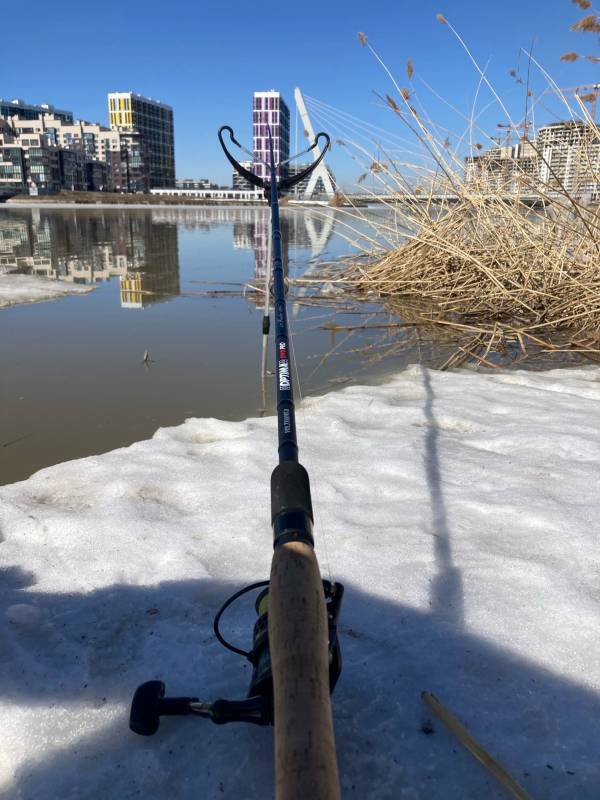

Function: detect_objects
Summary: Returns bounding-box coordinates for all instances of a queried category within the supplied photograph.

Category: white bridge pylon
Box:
[294,87,335,199]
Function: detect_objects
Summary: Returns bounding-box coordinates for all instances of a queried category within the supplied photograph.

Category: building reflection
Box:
[150,205,335,282]
[234,209,336,281]
[0,208,180,309]
[0,206,336,310]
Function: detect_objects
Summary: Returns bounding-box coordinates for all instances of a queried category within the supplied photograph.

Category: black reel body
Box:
[129,580,344,736]
[249,579,344,701]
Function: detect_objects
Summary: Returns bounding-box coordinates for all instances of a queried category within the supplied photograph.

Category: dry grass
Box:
[341,198,600,366]
[312,13,600,368]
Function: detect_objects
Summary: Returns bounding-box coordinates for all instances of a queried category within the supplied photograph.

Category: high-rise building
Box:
[465,121,600,200]
[465,141,538,194]
[538,121,600,199]
[108,92,175,188]
[252,91,290,182]
[0,98,73,123]
[0,96,166,195]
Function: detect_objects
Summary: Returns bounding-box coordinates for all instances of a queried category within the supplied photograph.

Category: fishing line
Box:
[259,227,273,413]
[305,94,421,151]
[301,103,430,225]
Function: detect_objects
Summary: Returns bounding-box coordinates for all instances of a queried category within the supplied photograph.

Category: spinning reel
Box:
[130,580,344,735]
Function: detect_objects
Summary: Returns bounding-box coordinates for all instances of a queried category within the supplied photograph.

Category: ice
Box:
[0,275,95,308]
[1,365,599,798]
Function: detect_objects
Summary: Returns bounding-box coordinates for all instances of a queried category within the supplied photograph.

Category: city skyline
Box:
[3,0,597,190]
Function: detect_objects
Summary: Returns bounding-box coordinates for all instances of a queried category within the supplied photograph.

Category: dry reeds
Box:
[308,14,600,368]
[342,197,600,365]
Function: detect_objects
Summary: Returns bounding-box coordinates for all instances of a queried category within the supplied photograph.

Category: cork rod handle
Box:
[268,541,341,800]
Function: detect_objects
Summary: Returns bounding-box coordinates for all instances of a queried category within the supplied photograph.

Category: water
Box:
[0,205,416,485]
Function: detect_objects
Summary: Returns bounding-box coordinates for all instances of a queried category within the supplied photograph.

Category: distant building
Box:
[4,115,121,175]
[109,129,150,193]
[465,121,600,201]
[86,160,109,192]
[232,160,258,192]
[59,148,87,191]
[108,92,175,189]
[0,140,27,195]
[4,104,166,193]
[0,91,176,195]
[0,125,62,195]
[0,114,125,193]
[538,121,600,200]
[28,116,120,163]
[252,91,290,182]
[151,186,264,202]
[287,163,337,199]
[465,140,539,194]
[176,177,218,190]
[0,98,73,124]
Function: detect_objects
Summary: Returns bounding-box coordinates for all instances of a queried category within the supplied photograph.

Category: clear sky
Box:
[4,0,598,188]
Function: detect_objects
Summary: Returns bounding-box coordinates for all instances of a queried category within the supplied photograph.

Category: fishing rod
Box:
[129,124,344,799]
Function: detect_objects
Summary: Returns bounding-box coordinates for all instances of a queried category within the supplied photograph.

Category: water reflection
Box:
[0,206,335,304]
[0,205,400,485]
[231,209,335,280]
[152,206,335,282]
[0,209,181,309]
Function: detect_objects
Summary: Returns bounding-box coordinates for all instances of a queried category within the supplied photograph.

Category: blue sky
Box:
[4,0,598,188]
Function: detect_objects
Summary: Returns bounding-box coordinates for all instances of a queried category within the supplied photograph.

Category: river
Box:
[0,204,423,484]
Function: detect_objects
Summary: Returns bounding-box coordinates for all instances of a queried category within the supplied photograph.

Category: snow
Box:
[1,365,599,799]
[0,275,95,308]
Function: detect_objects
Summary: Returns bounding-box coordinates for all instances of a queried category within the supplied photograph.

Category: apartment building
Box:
[0,125,62,194]
[177,177,218,190]
[59,149,87,191]
[465,140,539,194]
[0,91,175,194]
[252,91,290,182]
[232,160,258,191]
[0,113,149,193]
[6,114,120,166]
[108,92,175,188]
[537,121,600,198]
[0,98,73,124]
[465,121,600,200]
[107,129,150,193]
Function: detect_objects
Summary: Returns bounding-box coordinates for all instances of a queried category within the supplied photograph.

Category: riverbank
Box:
[3,191,356,208]
[1,364,599,799]
[4,190,267,207]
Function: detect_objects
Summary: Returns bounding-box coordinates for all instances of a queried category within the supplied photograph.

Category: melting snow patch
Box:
[0,366,599,798]
[0,275,95,308]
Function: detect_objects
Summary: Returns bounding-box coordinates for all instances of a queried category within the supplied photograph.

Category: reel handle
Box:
[129,681,272,736]
[129,681,198,736]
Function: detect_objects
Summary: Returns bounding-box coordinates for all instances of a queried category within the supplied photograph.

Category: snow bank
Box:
[1,366,599,799]
[0,275,95,308]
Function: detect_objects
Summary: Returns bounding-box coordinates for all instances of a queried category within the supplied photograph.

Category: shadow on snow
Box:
[1,565,599,799]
